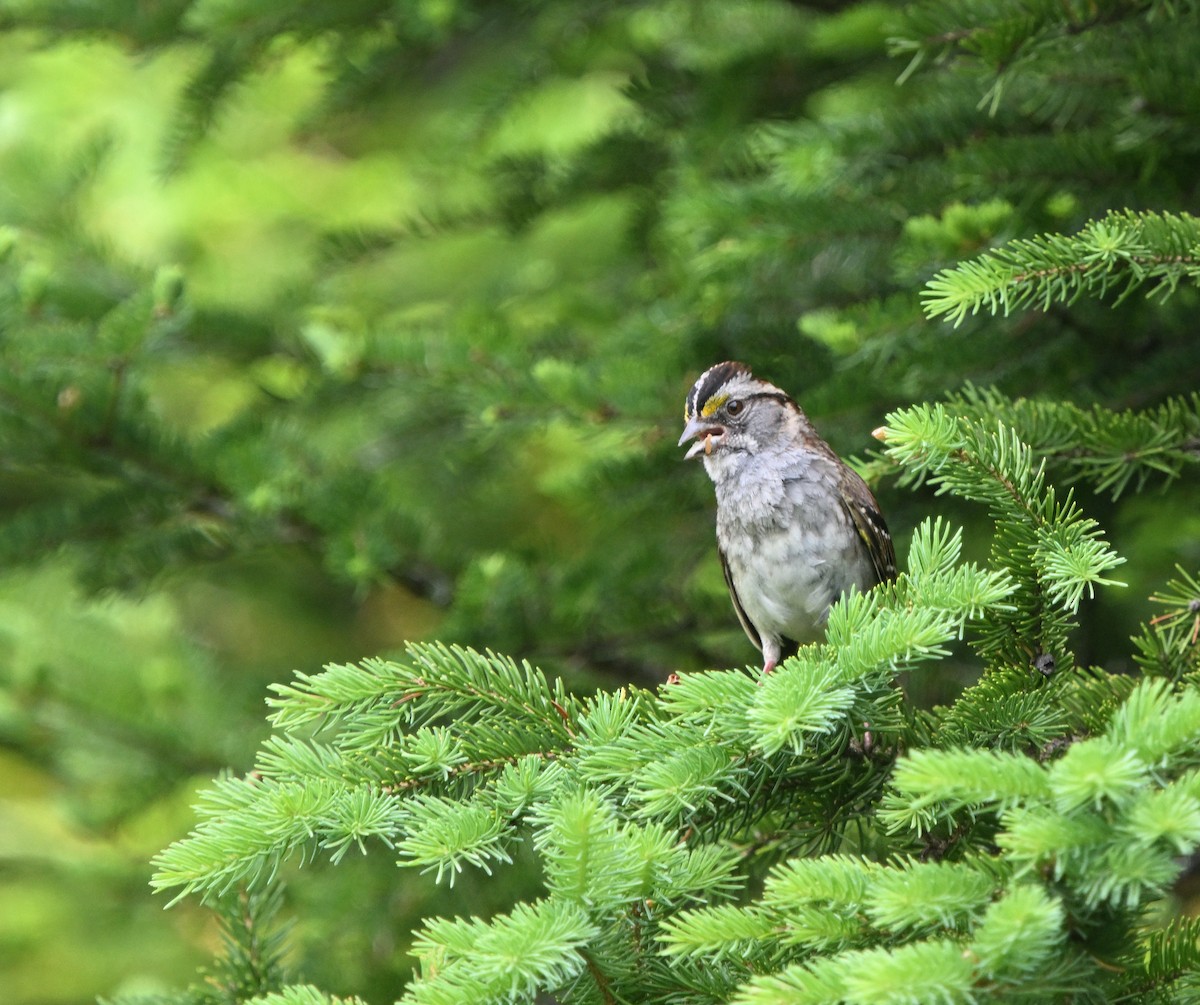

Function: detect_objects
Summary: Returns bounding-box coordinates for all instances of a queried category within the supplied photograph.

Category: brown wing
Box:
[719,544,763,654]
[839,471,897,586]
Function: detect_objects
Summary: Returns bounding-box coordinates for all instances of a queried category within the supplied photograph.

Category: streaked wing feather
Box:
[840,474,897,586]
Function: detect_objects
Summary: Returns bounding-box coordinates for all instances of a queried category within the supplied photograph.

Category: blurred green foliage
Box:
[0,0,1198,1001]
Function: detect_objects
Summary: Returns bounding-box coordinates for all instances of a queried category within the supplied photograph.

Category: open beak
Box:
[678,415,725,460]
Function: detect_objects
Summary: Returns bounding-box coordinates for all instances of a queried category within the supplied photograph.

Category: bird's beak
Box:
[678,415,725,460]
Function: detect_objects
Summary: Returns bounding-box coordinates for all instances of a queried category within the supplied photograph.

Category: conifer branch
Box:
[879,404,1125,666]
[240,990,368,1005]
[146,546,1200,1003]
[201,886,290,1002]
[1134,566,1200,678]
[1119,915,1200,1000]
[945,386,1200,499]
[922,210,1200,326]
[579,949,617,1005]
[402,899,599,1005]
[137,381,1200,1004]
[894,0,1166,67]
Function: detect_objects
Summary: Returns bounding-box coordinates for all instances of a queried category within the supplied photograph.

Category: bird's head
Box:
[678,361,795,461]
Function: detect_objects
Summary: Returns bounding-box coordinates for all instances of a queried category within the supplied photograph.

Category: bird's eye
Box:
[725,399,745,417]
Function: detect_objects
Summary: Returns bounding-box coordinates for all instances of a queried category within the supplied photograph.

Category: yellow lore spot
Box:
[700,393,729,418]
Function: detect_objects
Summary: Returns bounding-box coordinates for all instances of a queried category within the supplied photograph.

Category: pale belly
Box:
[720,518,872,645]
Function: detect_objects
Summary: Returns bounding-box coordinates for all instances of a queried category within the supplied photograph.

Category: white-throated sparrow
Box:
[679,361,896,673]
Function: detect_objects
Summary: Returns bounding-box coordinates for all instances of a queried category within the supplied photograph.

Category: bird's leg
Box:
[761,639,782,676]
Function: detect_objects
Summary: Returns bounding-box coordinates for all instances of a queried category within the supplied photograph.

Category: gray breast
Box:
[713,457,872,644]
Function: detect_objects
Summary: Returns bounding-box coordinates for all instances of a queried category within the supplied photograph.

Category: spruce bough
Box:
[147,402,1200,1005]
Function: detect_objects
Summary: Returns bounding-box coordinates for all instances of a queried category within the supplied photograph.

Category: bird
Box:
[678,361,895,673]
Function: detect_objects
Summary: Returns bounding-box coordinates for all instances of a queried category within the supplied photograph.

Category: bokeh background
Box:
[1,2,1198,1002]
